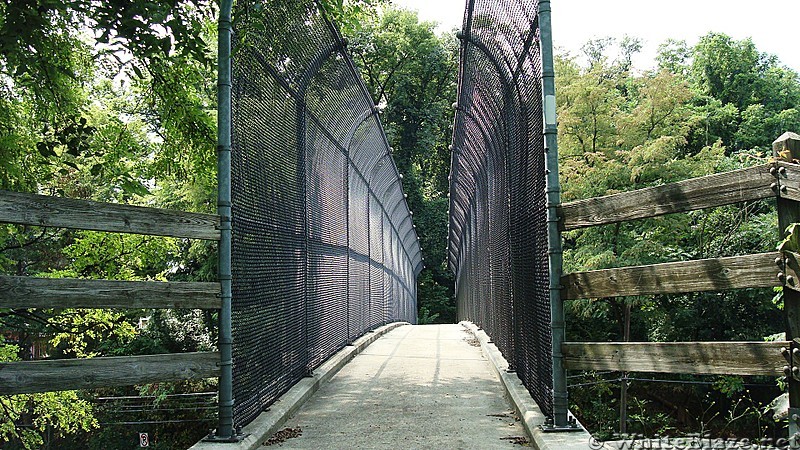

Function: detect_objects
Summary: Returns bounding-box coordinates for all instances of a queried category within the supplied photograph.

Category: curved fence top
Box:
[229,0,422,427]
[449,0,553,416]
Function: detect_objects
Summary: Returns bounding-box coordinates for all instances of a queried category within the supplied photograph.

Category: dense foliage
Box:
[0,0,222,447]
[559,34,799,439]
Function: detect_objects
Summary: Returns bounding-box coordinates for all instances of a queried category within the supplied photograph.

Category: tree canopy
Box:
[558,33,798,439]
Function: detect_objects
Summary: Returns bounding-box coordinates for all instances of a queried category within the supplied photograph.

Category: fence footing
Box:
[540,421,582,433]
[202,430,249,443]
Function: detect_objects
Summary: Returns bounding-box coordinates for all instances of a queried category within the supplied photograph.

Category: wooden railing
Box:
[562,341,786,376]
[560,163,776,231]
[0,190,221,239]
[0,190,221,394]
[560,133,800,378]
[562,252,782,301]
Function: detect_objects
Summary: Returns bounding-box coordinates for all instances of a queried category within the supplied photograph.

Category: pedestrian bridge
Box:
[193,323,590,450]
[1,0,795,448]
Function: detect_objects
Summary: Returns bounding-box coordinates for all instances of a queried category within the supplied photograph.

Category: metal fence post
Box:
[215,0,236,441]
[539,0,576,432]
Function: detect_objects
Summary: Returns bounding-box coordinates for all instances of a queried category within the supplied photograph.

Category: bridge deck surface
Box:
[269,324,528,449]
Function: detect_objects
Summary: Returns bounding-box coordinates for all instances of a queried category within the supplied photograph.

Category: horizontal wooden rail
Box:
[560,164,775,230]
[0,352,221,395]
[0,190,220,240]
[562,341,787,376]
[562,252,781,300]
[0,276,221,310]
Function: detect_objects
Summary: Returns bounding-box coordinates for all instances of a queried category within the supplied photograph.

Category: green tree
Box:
[0,1,431,447]
[557,35,788,440]
[0,0,222,446]
[687,32,800,152]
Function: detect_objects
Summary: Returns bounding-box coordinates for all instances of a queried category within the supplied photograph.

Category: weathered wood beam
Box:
[560,164,775,230]
[562,252,781,300]
[0,190,220,240]
[0,276,221,310]
[0,352,221,395]
[562,341,787,376]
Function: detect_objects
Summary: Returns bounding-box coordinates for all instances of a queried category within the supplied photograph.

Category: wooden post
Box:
[774,132,800,448]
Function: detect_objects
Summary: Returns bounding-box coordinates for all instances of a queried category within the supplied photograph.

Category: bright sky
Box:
[393,0,800,73]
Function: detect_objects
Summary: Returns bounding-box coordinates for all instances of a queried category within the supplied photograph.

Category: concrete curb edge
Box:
[460,321,595,450]
[190,322,410,450]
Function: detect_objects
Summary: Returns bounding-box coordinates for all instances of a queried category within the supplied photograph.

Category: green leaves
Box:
[0,343,21,362]
[0,2,219,445]
[0,343,98,449]
[90,0,214,66]
[561,32,791,439]
[318,0,387,35]
[0,391,98,449]
[36,141,57,158]
[131,63,145,79]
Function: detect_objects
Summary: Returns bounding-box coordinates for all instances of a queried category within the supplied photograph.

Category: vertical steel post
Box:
[216,0,235,440]
[298,101,310,376]
[539,0,570,430]
[346,143,351,344]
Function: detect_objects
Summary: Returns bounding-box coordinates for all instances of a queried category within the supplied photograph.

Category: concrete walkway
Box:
[269,324,529,449]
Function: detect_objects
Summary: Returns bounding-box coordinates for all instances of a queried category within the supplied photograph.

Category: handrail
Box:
[560,163,775,231]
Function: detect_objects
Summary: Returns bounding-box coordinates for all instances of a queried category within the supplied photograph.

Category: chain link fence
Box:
[230,0,422,427]
[449,0,553,416]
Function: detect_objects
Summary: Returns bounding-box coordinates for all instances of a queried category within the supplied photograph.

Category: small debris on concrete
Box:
[500,435,530,446]
[464,336,481,347]
[462,328,482,347]
[264,427,303,446]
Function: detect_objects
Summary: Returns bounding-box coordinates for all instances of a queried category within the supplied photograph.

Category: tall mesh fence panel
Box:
[231,0,423,427]
[449,0,553,416]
